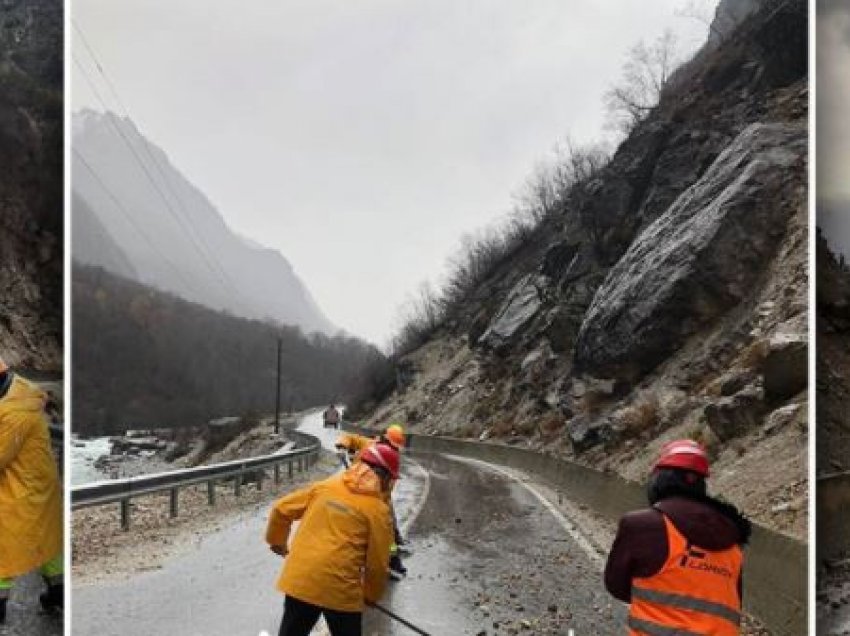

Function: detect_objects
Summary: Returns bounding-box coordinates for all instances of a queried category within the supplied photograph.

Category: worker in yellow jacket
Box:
[266,443,399,636]
[334,424,405,472]
[0,359,63,623]
[335,424,410,579]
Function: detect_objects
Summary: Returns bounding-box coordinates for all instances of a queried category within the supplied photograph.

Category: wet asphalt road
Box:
[73,413,624,635]
[363,452,624,636]
[0,573,62,636]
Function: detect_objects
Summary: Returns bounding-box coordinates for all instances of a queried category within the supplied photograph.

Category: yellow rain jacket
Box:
[335,432,373,460]
[0,376,63,578]
[266,463,393,612]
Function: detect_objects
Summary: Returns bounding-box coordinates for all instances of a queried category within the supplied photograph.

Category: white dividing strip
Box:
[442,454,604,568]
[398,457,431,537]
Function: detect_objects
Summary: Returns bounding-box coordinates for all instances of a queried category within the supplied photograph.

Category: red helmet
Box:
[361,443,400,479]
[653,439,709,477]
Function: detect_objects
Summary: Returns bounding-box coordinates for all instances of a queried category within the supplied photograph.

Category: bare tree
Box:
[605,30,680,134]
[513,137,611,225]
[387,136,611,357]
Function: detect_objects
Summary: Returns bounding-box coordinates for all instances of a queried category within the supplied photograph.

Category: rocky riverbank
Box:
[73,413,304,483]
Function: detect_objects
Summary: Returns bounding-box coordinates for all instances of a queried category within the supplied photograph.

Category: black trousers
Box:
[278,595,362,636]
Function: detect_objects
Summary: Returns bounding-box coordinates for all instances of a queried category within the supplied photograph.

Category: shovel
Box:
[367,601,432,636]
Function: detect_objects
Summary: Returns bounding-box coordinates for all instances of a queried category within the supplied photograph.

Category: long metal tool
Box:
[368,602,432,636]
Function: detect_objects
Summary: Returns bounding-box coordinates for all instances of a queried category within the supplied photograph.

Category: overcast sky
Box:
[816,0,850,260]
[73,0,713,346]
[818,0,850,203]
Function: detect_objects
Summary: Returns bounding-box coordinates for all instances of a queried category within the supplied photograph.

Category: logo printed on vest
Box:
[679,543,734,579]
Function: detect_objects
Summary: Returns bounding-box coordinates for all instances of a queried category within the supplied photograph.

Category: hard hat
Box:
[653,439,709,477]
[361,443,400,479]
[385,423,406,448]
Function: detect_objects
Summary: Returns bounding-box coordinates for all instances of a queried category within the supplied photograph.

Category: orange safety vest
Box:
[628,513,743,636]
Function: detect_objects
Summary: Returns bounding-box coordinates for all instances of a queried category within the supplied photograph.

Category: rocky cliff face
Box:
[363,0,807,537]
[0,0,63,371]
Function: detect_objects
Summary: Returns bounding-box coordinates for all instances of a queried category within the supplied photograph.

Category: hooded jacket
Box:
[605,495,749,603]
[266,462,393,612]
[336,433,400,499]
[0,375,63,578]
[334,432,373,458]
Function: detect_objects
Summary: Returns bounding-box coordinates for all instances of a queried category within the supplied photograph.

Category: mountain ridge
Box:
[72,109,335,335]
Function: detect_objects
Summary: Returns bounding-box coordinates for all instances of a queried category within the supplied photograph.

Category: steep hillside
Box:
[72,192,138,279]
[816,230,850,475]
[72,264,384,436]
[359,0,807,537]
[0,0,63,371]
[72,110,335,335]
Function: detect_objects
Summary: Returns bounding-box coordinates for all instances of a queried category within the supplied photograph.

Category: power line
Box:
[73,148,196,291]
[72,51,239,301]
[74,18,243,299]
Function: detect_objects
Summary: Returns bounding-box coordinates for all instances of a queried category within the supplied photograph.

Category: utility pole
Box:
[274,337,282,434]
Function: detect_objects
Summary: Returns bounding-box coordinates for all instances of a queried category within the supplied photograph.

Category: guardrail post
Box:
[71,432,324,526]
[120,498,130,531]
[170,488,179,518]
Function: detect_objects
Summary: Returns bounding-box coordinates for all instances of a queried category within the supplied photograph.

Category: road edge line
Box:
[441,454,604,568]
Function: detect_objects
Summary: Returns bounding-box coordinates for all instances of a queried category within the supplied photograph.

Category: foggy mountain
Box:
[71,109,335,335]
[818,198,850,261]
[0,0,63,371]
[72,192,137,279]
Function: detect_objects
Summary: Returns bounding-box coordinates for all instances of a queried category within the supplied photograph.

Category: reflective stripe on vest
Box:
[628,513,742,636]
[632,588,741,625]
[627,616,704,636]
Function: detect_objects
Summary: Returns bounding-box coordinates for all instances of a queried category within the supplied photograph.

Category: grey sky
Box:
[818,0,850,203]
[73,0,713,346]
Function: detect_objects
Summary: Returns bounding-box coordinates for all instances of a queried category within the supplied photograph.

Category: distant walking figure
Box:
[323,404,340,429]
[604,440,750,636]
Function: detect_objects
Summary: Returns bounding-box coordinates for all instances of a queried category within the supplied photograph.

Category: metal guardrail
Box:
[71,429,322,530]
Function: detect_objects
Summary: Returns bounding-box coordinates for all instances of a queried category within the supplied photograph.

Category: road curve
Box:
[72,412,624,634]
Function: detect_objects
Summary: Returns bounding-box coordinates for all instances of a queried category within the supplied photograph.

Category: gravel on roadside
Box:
[72,453,337,584]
